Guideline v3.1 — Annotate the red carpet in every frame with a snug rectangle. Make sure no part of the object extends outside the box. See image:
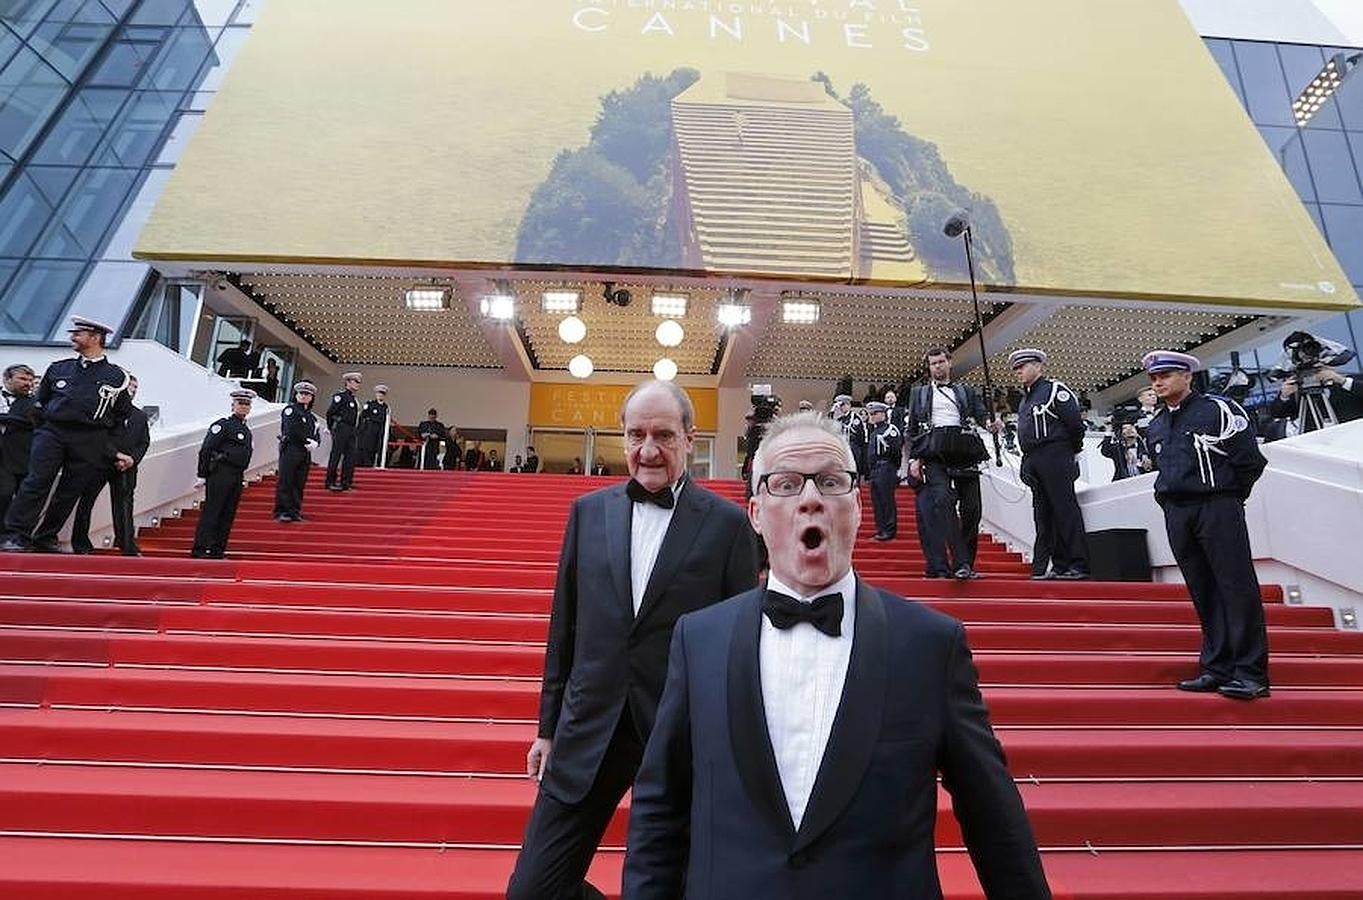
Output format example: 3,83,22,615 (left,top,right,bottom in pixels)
1,469,1361,897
